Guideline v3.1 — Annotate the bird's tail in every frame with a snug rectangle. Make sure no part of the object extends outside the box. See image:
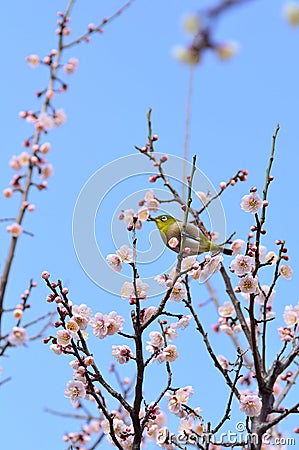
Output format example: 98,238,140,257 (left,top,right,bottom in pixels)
223,247,233,256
